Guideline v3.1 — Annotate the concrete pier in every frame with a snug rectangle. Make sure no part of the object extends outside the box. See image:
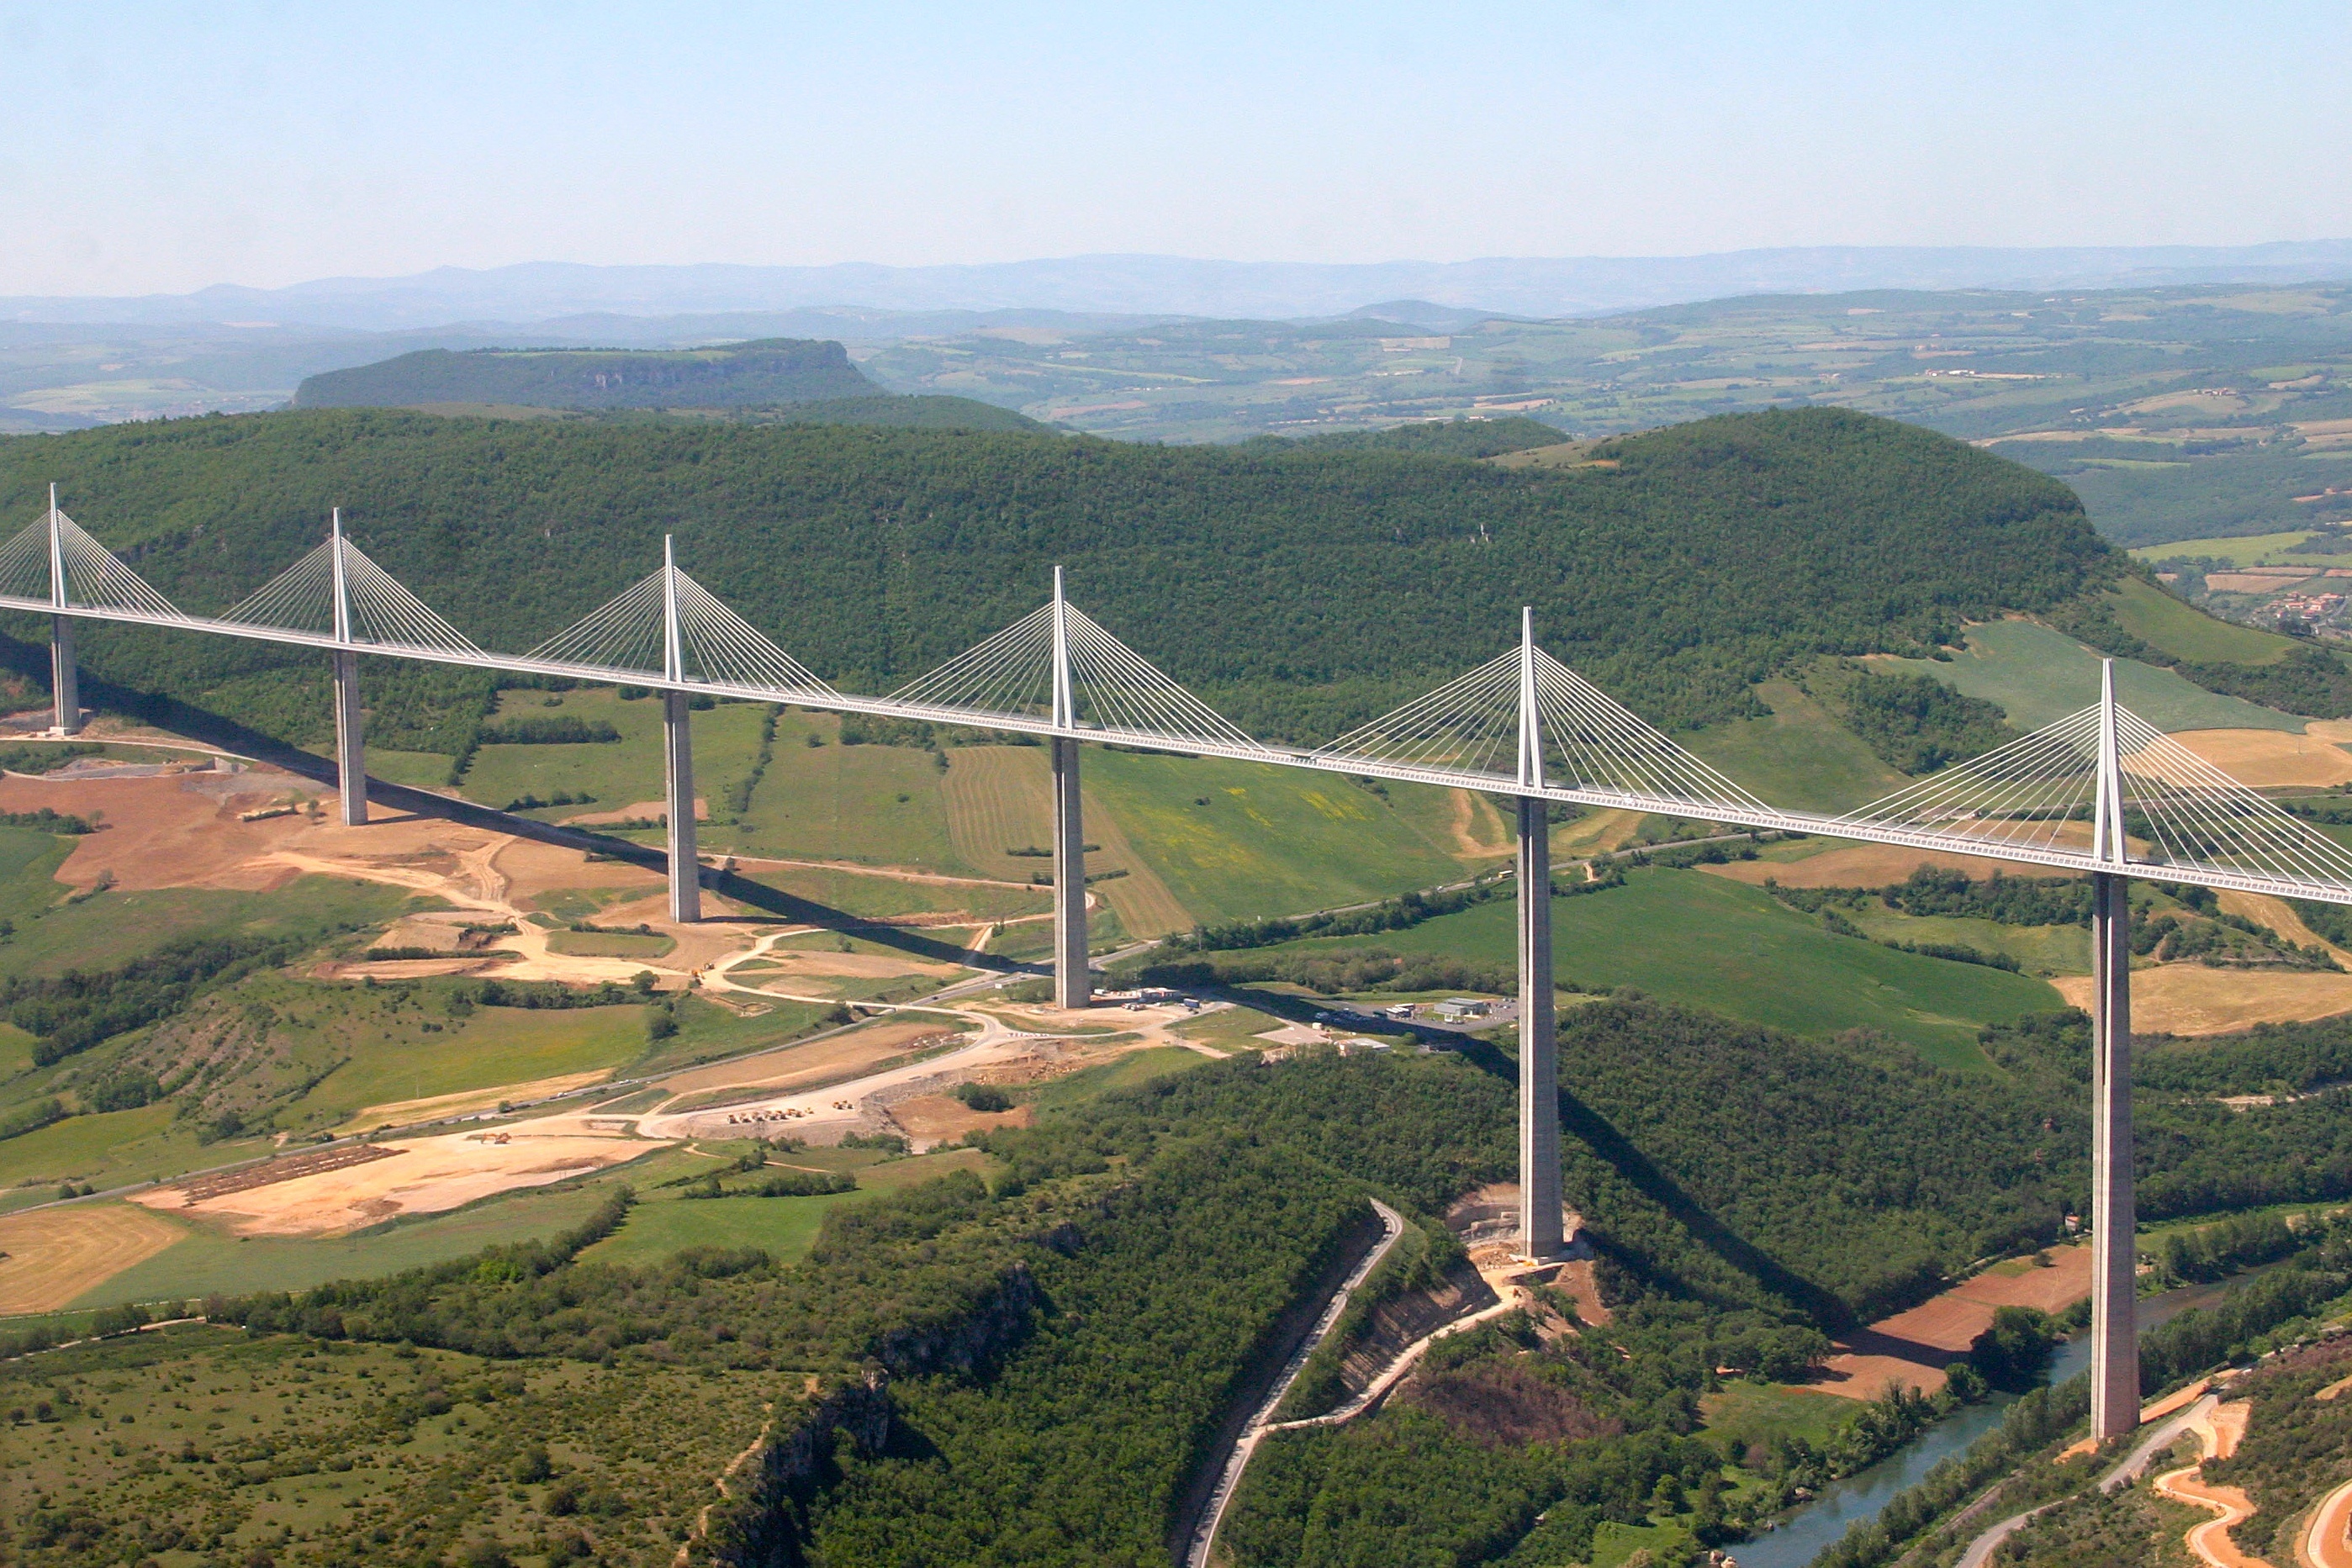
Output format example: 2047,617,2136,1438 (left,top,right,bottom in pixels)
1052,736,1090,1008
49,615,77,736
331,652,367,826
663,689,700,923
2089,869,2138,1439
1517,798,1563,1260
